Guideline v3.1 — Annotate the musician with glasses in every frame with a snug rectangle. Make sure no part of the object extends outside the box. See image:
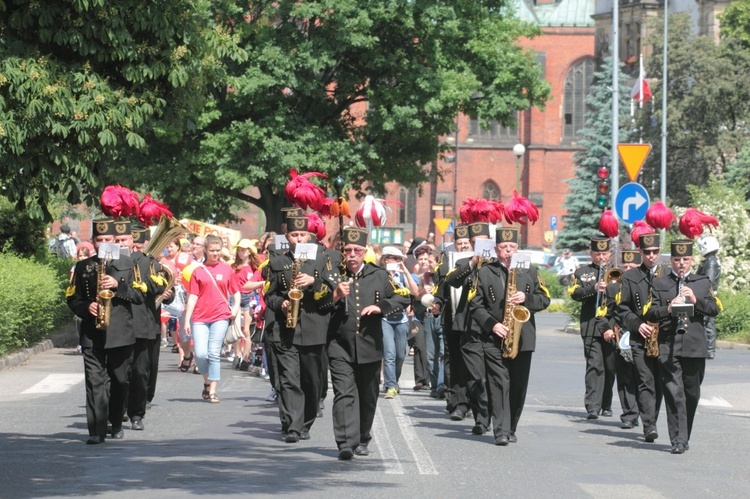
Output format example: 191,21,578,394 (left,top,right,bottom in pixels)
264,214,334,444
645,239,720,454
616,234,664,442
468,226,550,445
328,227,410,460
568,235,616,420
